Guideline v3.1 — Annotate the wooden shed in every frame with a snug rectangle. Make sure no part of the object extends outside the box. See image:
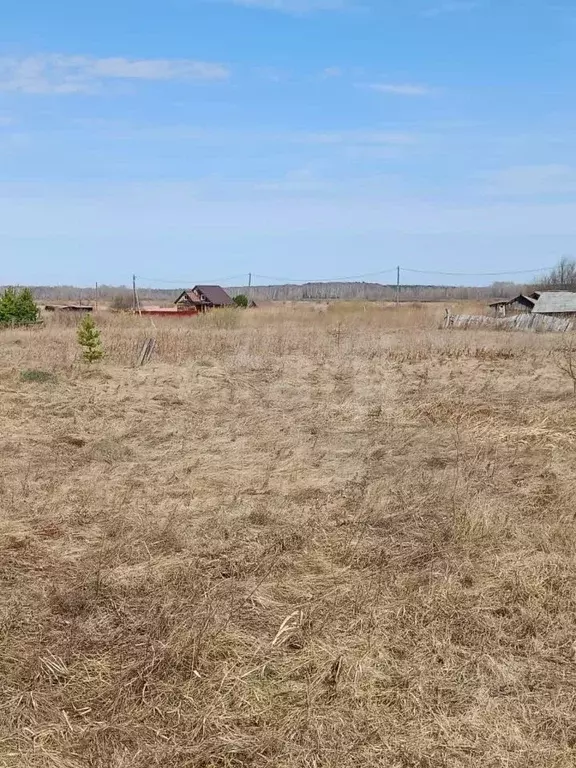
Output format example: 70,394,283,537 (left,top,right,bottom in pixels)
489,294,537,317
532,291,576,316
